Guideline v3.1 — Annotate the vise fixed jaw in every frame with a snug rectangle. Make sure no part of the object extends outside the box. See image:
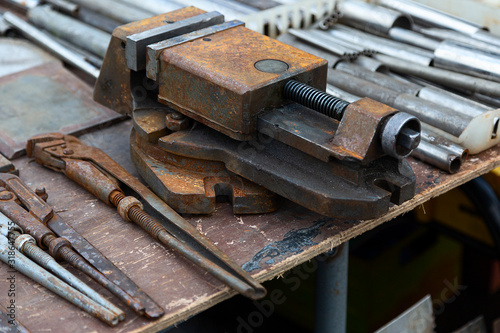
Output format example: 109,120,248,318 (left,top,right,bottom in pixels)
94,7,421,220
